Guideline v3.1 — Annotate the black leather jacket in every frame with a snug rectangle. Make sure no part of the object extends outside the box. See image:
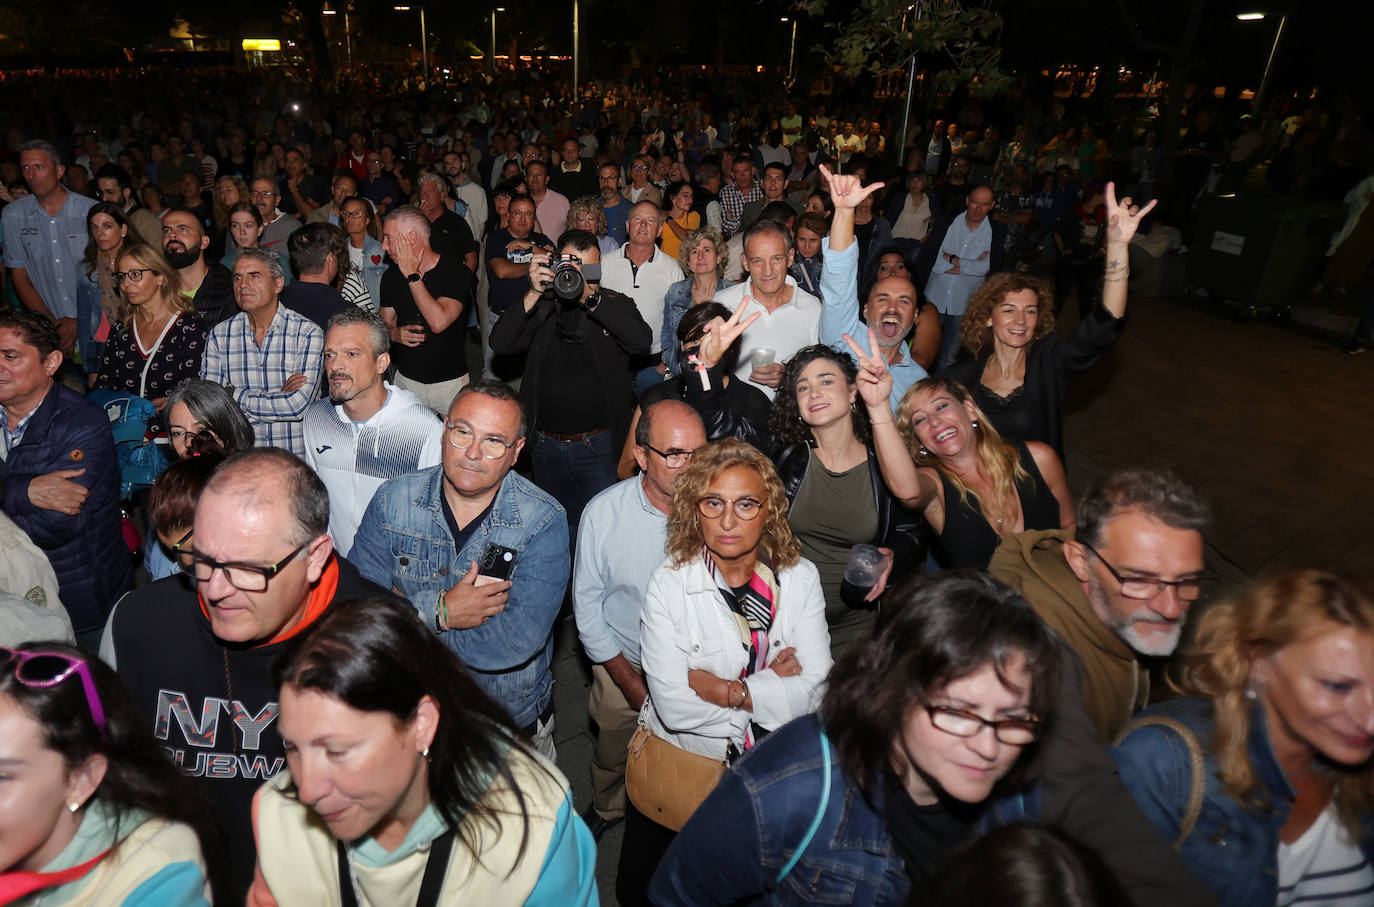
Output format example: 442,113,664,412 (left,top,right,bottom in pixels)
684,362,930,588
